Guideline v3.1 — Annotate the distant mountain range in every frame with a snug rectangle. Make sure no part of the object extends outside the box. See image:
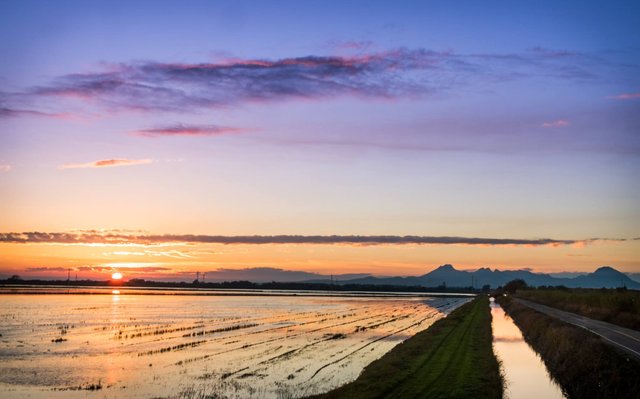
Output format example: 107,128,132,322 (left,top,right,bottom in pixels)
200,267,371,283
305,265,640,289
